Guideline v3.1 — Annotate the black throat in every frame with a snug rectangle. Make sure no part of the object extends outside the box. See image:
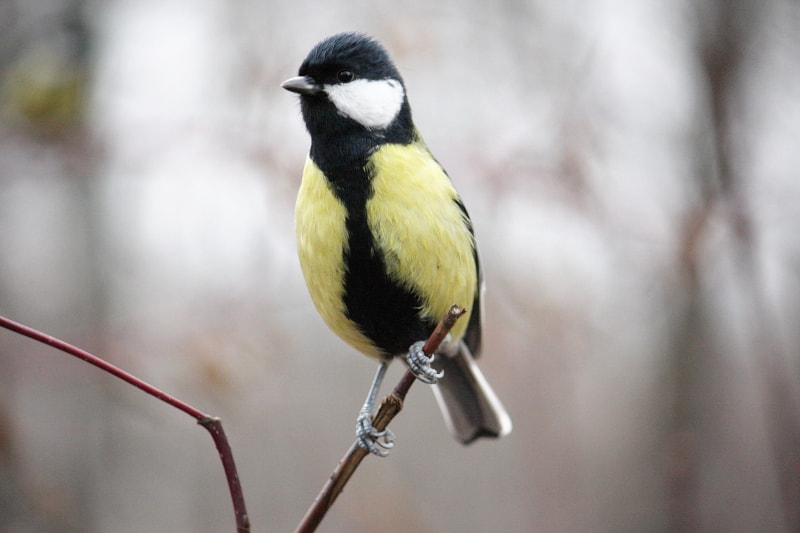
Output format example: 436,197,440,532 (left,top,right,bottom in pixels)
305,104,434,357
